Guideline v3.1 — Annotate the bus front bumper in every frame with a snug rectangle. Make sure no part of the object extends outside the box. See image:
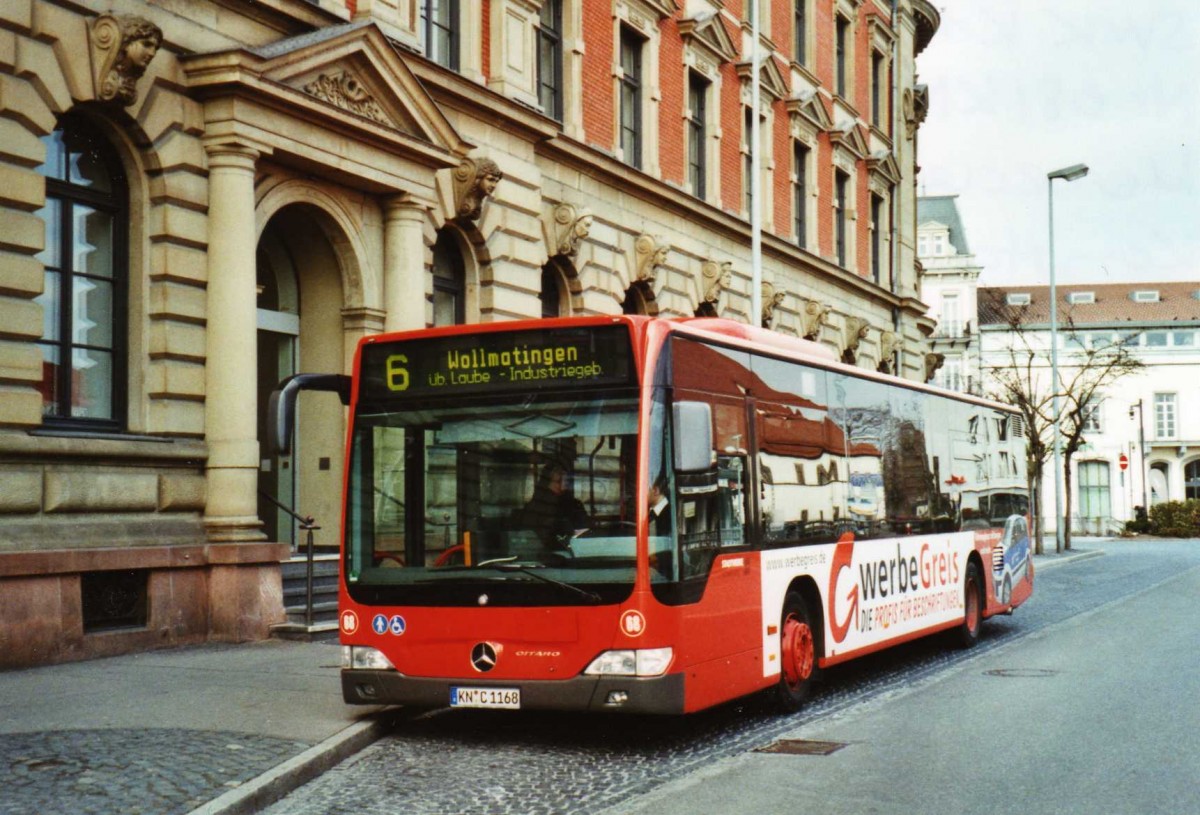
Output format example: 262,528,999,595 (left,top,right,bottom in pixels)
342,670,685,714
